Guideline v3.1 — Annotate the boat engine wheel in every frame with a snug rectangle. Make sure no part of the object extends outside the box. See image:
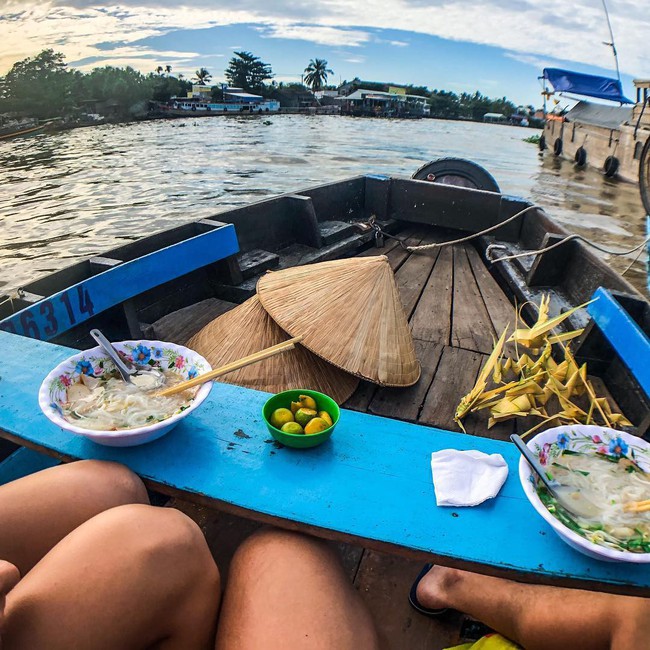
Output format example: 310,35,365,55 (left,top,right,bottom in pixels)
412,157,501,193
640,137,650,215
